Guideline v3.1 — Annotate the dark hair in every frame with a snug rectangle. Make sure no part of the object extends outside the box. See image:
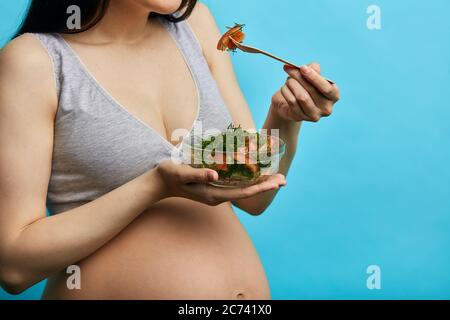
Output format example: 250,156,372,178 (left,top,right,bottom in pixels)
16,0,197,36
